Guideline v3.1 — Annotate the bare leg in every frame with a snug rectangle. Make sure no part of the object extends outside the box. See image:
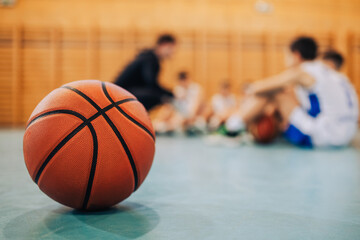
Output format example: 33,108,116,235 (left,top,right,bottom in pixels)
152,104,176,132
237,95,269,123
273,88,300,130
226,95,270,132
